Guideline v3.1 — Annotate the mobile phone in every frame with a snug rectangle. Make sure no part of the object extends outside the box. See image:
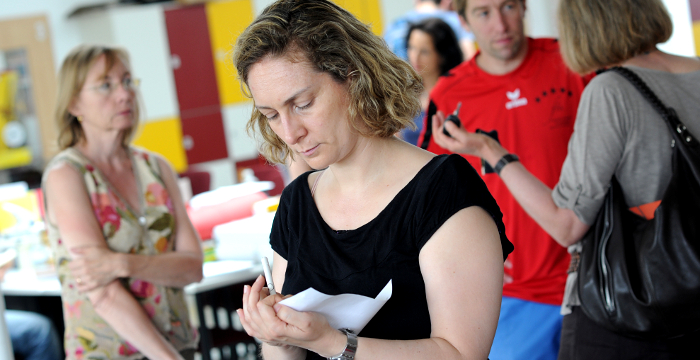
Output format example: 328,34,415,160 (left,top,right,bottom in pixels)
442,102,462,137
476,129,499,174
